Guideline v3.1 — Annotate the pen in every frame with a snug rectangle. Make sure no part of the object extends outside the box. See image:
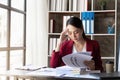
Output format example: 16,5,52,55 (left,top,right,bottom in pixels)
41,66,47,68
